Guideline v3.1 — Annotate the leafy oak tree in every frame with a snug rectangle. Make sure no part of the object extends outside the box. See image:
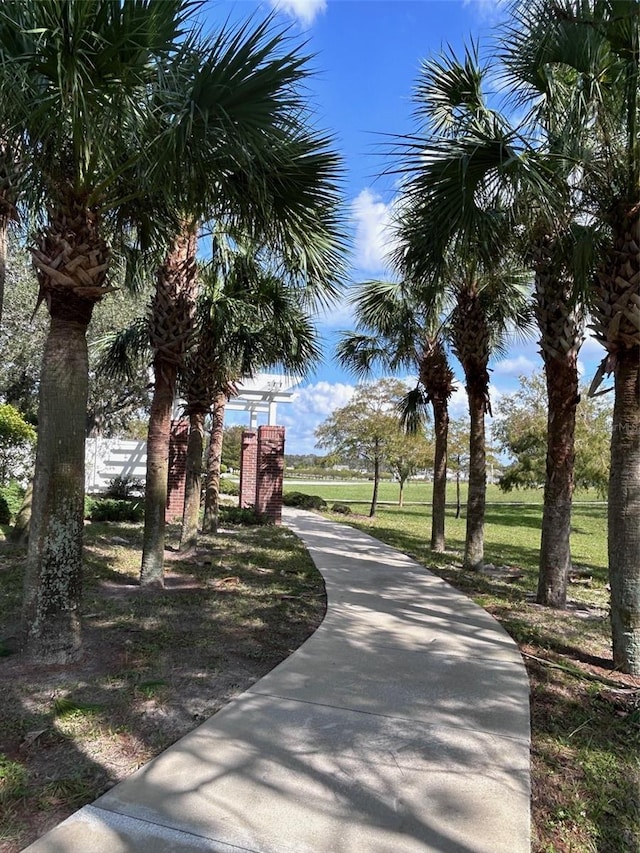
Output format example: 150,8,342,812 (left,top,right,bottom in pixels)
315,378,408,517
494,372,611,497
